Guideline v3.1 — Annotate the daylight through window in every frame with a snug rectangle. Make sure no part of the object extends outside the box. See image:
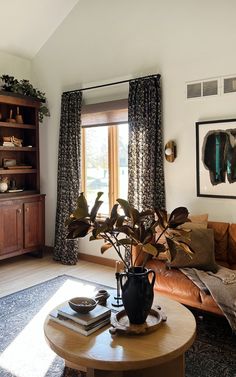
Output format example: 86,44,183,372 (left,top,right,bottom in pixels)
81,100,128,214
